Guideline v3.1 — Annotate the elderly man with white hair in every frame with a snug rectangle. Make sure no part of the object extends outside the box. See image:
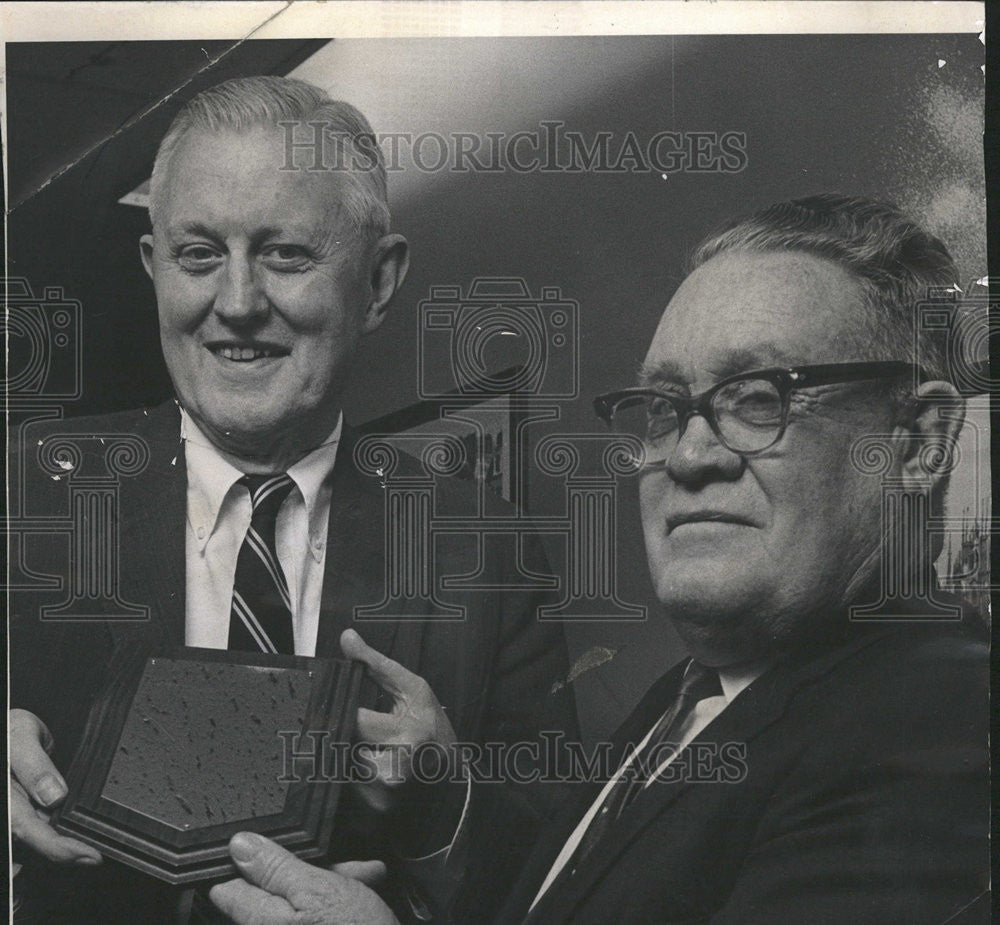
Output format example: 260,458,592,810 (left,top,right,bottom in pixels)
9,75,576,923
209,194,988,925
